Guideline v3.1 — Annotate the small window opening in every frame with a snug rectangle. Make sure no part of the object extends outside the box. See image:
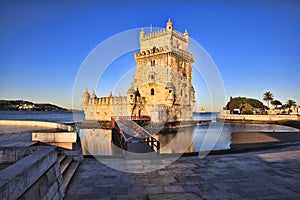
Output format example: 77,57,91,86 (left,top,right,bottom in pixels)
151,60,156,66
151,88,155,95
